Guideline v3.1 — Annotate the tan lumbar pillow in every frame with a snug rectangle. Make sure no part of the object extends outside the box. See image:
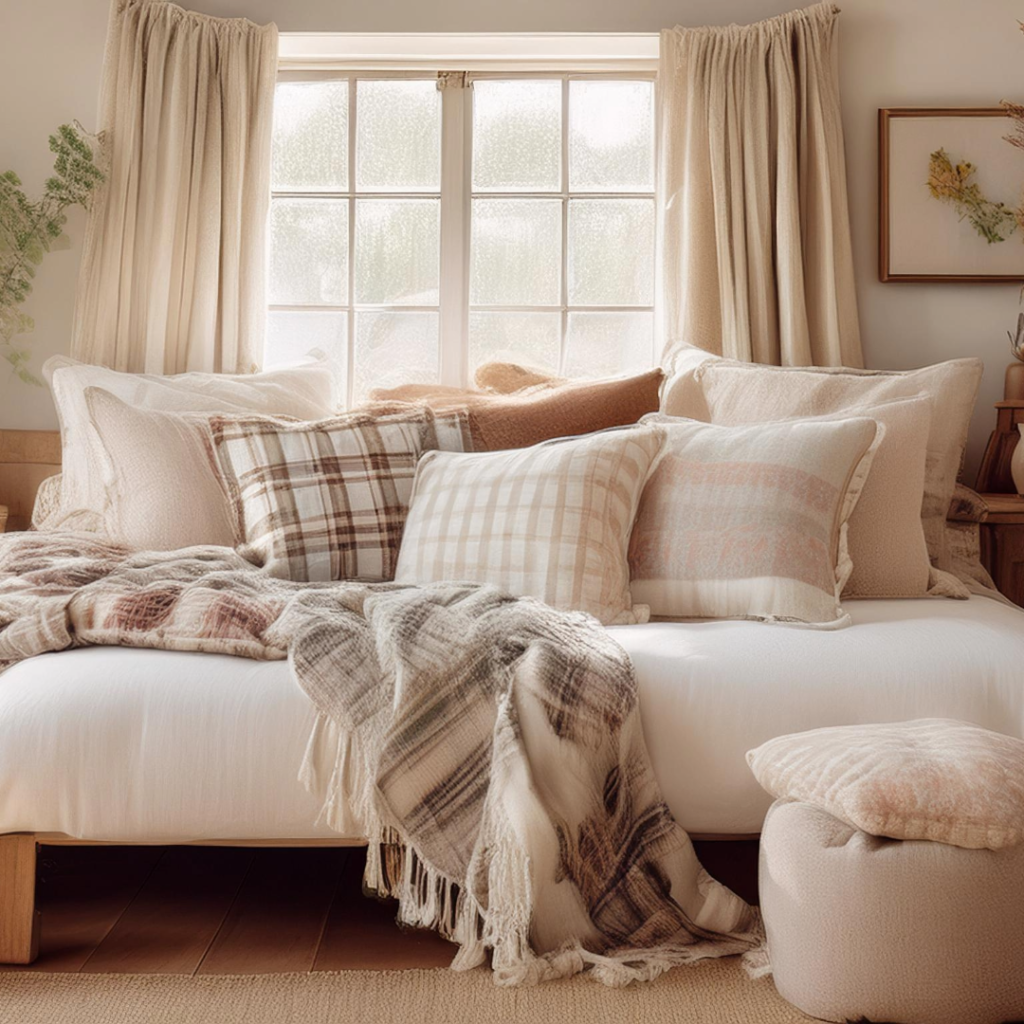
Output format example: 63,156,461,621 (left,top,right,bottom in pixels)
748,719,1024,850
629,415,880,627
371,368,663,452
